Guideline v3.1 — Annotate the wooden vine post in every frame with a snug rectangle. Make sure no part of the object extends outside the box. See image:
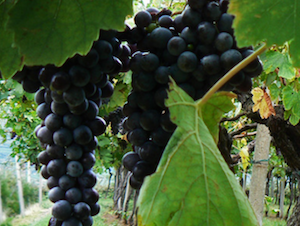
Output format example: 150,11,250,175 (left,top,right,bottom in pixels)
249,124,271,225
